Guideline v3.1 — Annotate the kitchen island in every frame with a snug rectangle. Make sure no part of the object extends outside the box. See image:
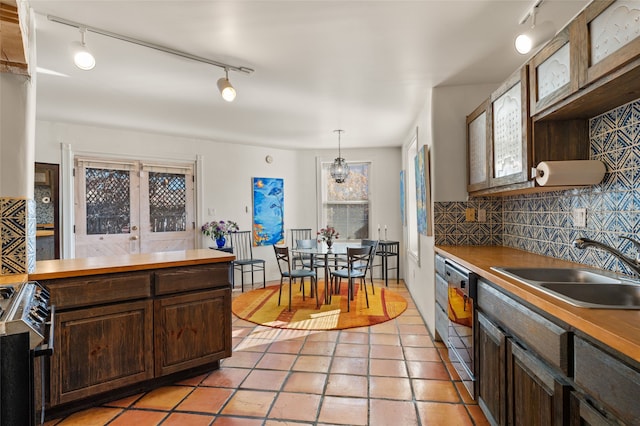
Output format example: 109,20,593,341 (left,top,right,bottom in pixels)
30,249,234,418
